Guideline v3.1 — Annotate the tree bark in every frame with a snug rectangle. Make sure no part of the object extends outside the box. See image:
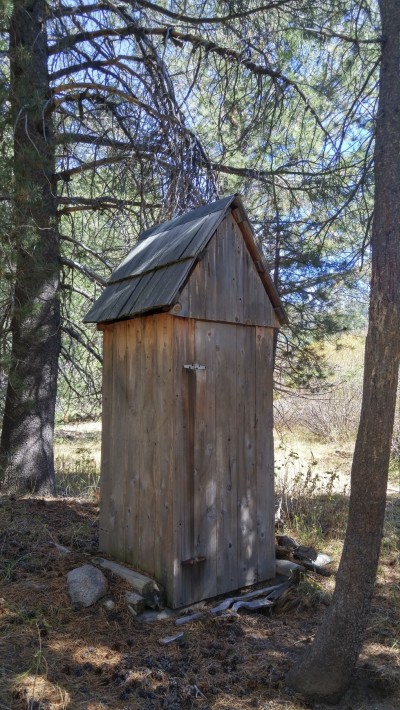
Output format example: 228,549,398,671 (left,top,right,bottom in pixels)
286,0,400,701
0,0,60,494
